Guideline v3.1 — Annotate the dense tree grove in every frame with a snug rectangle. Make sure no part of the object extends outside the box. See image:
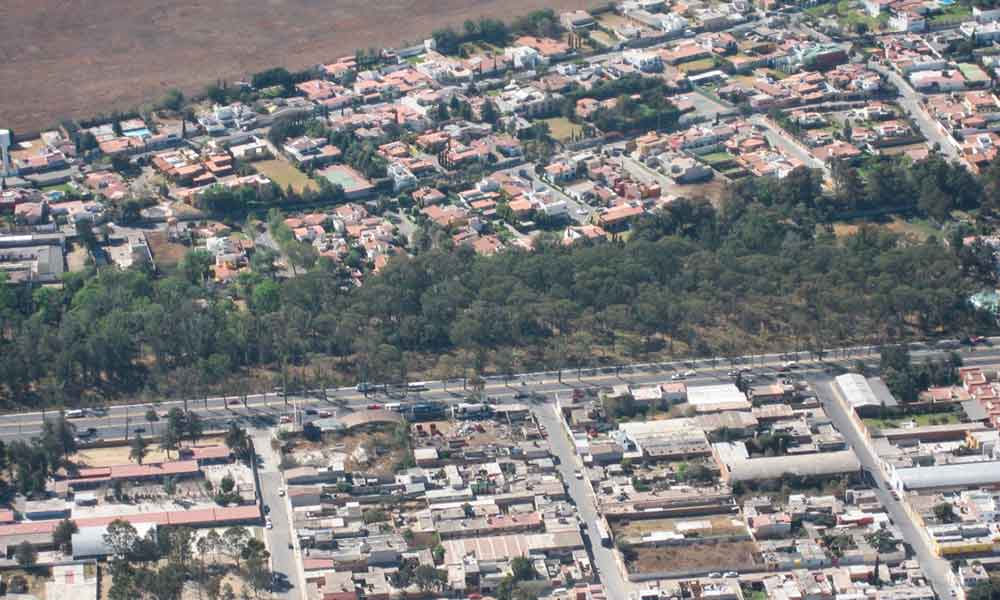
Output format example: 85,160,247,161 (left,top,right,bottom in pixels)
0,153,994,406
103,520,271,600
